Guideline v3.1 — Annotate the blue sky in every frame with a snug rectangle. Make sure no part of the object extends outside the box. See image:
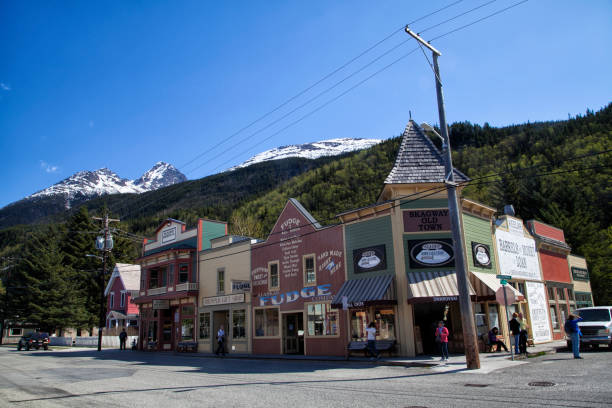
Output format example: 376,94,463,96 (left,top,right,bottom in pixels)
1,0,611,208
